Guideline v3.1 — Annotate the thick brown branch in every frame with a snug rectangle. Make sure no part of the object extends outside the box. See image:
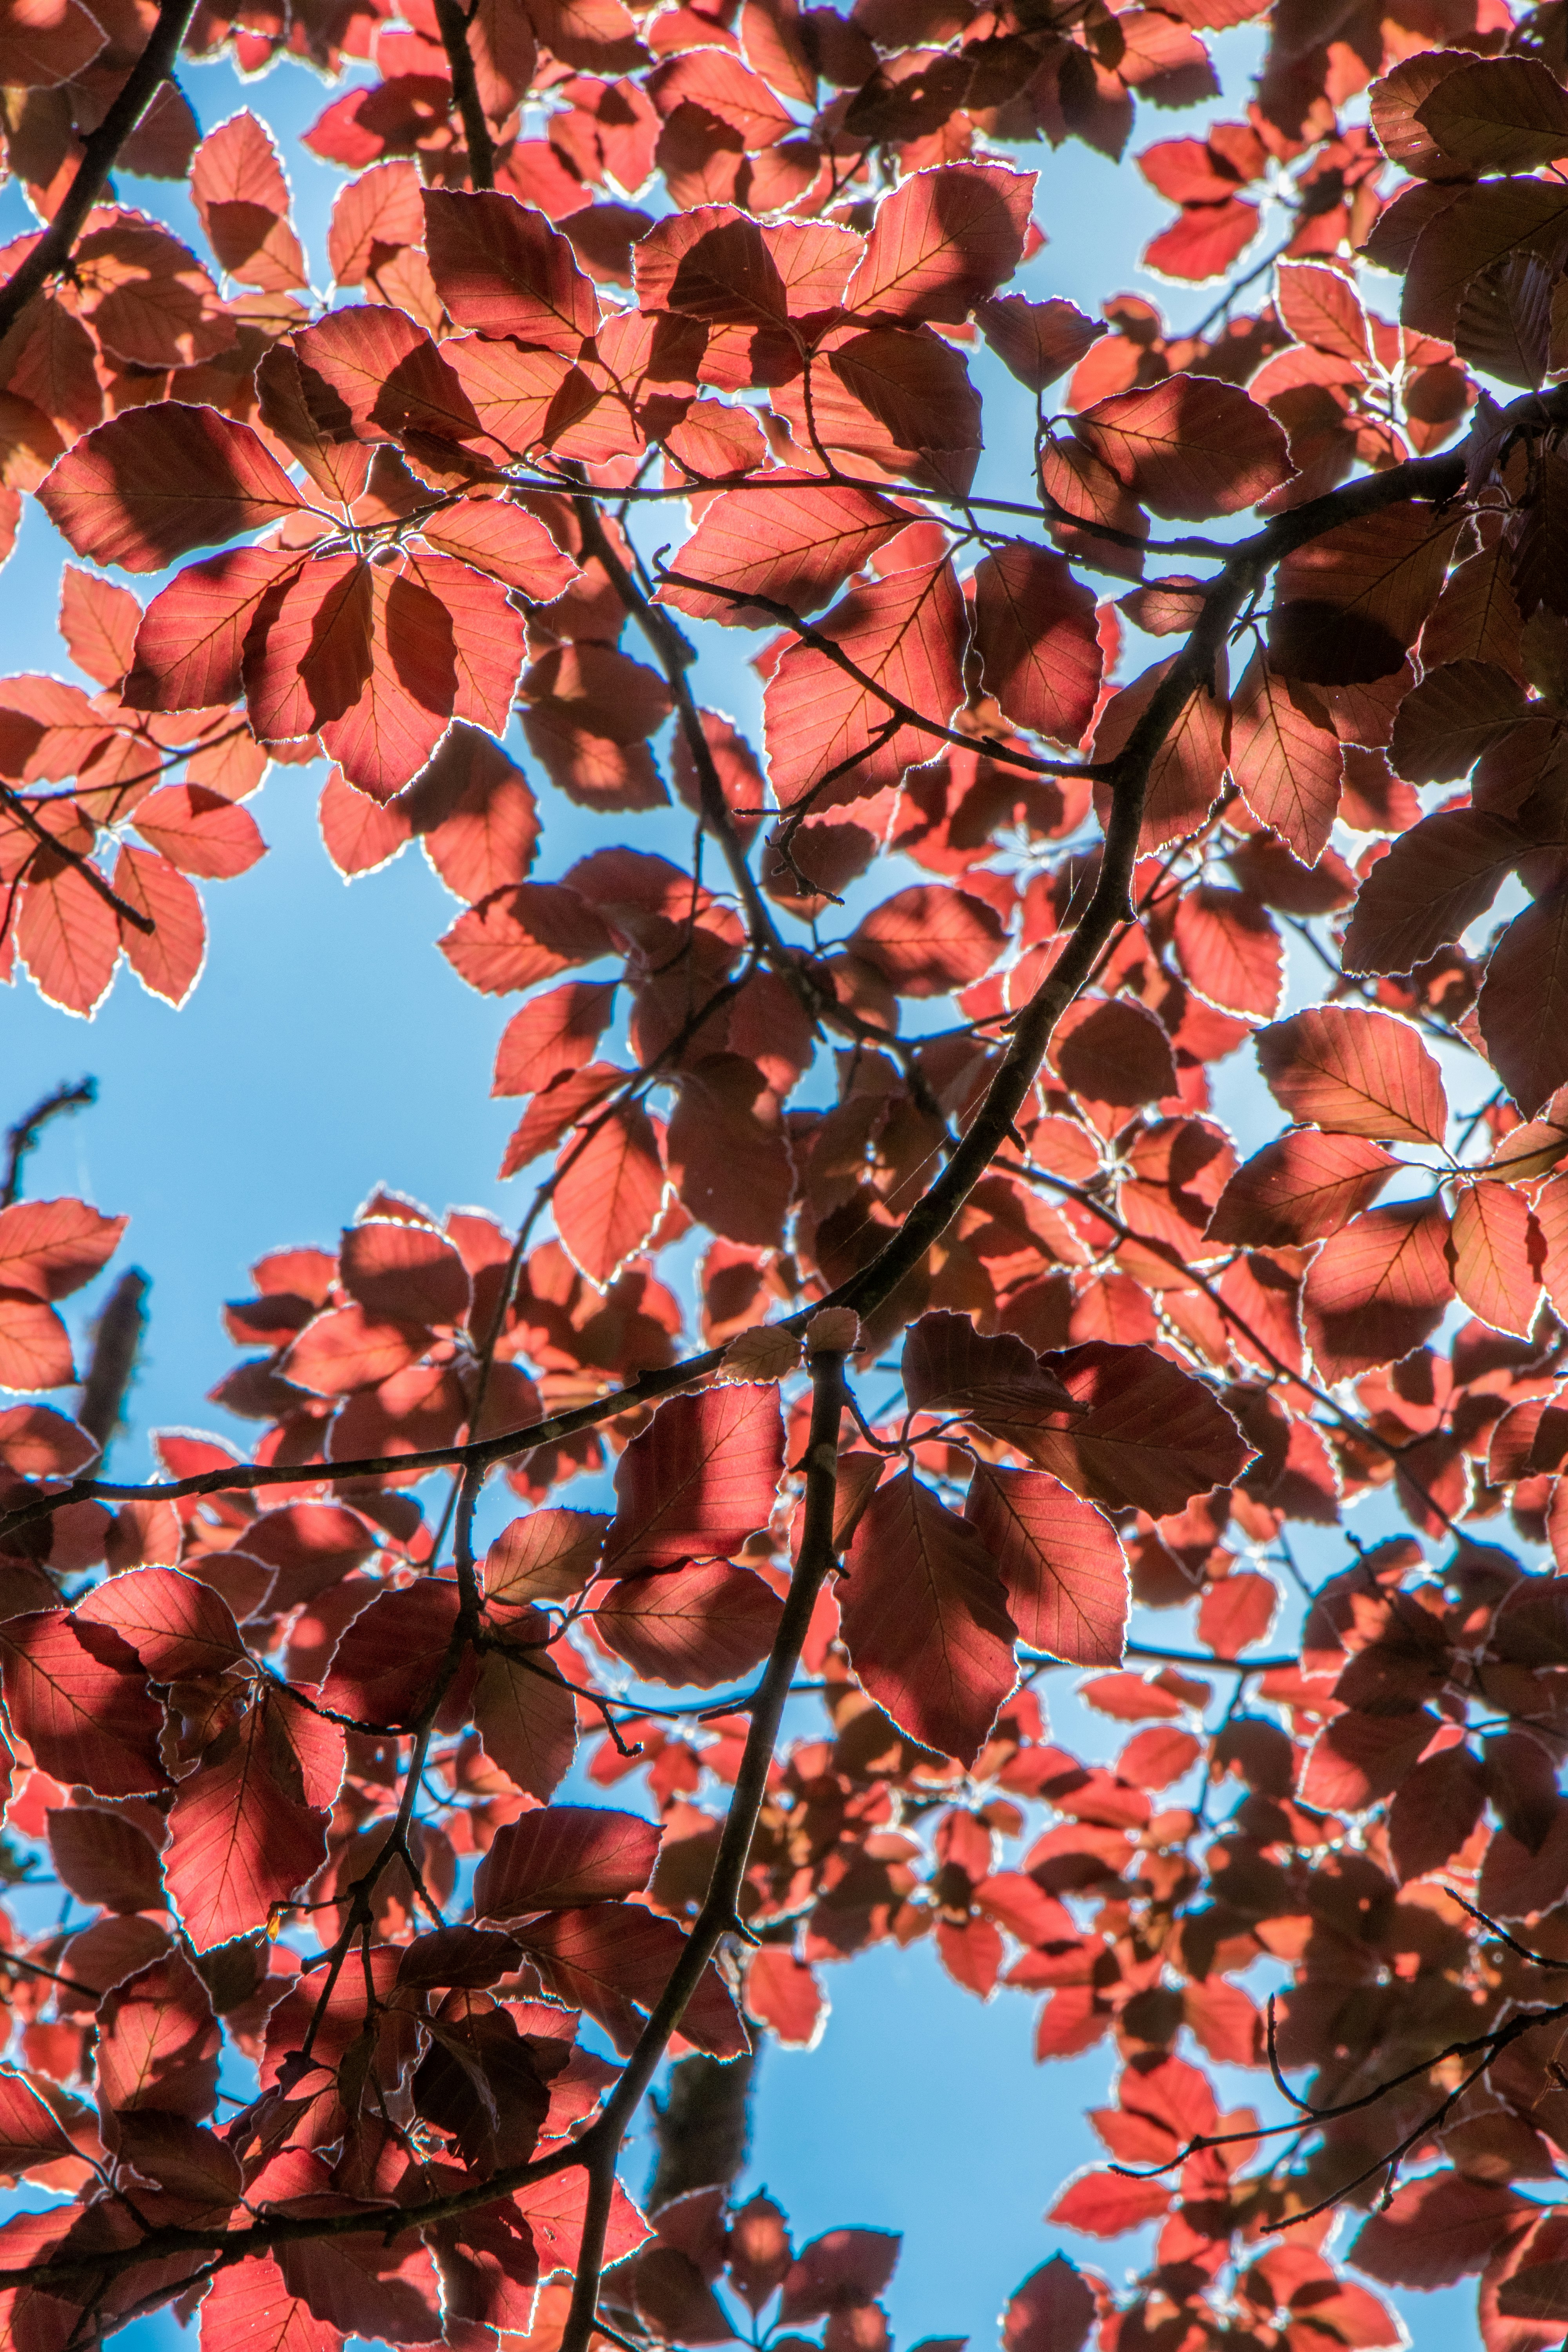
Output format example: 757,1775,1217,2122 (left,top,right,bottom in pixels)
430,0,494,190
0,0,203,343
76,1266,148,1455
